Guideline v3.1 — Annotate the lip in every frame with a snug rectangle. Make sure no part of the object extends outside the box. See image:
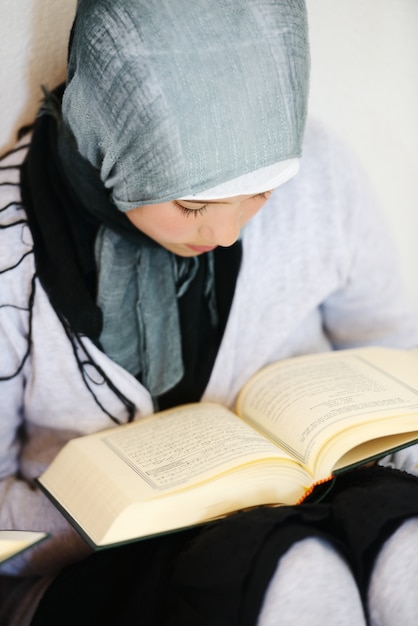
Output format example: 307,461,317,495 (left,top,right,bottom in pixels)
185,244,218,253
